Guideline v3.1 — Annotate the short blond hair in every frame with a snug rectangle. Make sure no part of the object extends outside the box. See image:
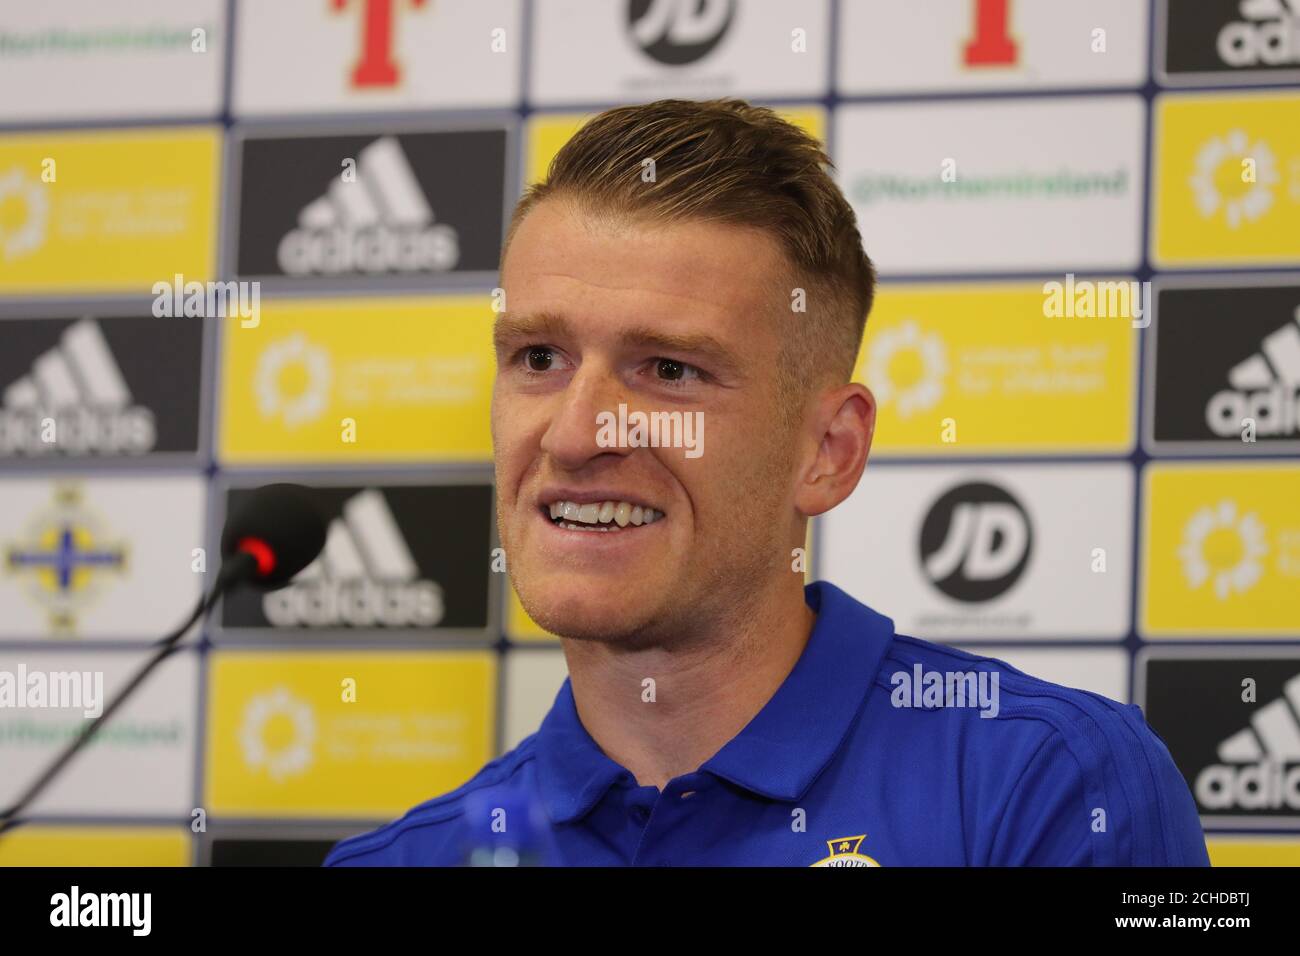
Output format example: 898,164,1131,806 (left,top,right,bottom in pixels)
504,98,875,417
